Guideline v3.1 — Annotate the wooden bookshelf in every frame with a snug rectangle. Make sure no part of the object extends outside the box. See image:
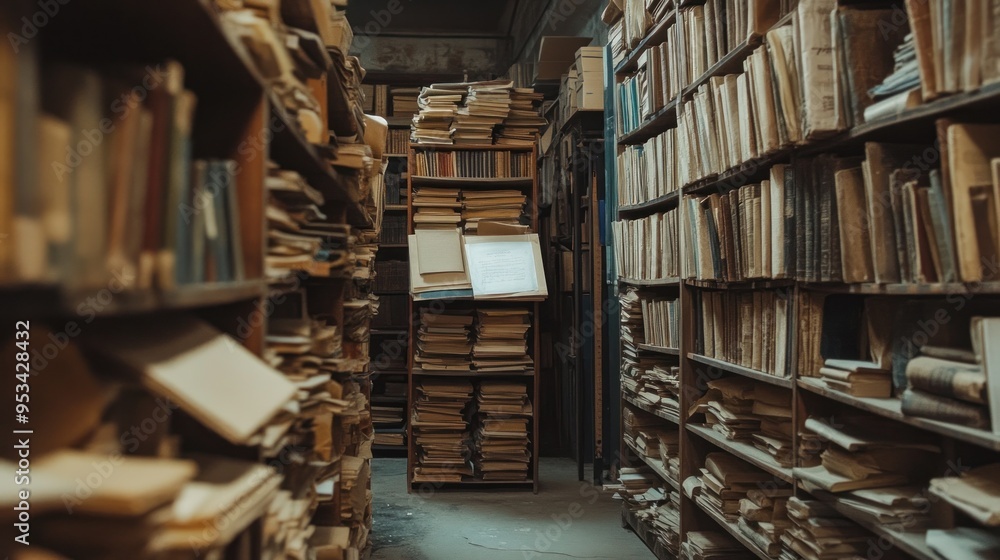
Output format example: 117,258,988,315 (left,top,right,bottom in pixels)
406,143,542,493
608,1,1000,557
